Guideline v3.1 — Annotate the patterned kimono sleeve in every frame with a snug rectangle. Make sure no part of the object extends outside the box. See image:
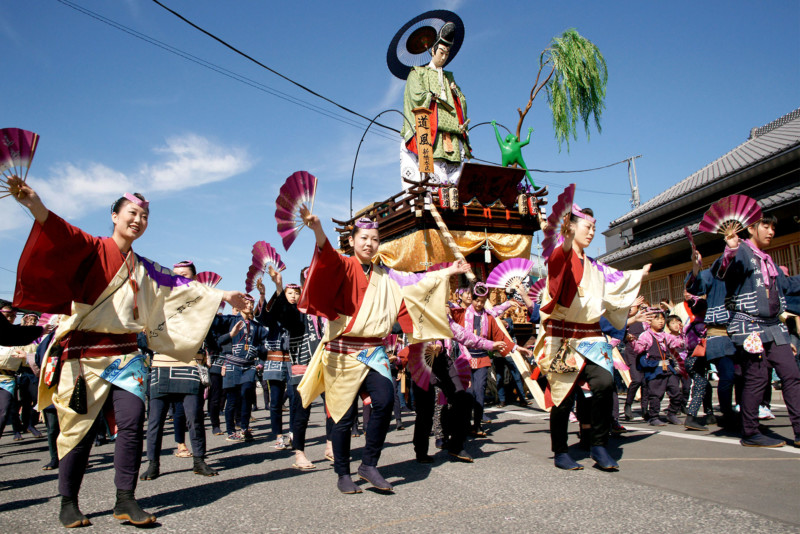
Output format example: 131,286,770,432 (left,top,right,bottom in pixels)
631,330,654,355
141,259,224,363
448,315,494,352
398,271,453,343
298,239,348,320
602,267,645,329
